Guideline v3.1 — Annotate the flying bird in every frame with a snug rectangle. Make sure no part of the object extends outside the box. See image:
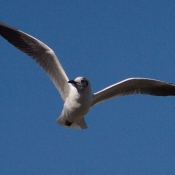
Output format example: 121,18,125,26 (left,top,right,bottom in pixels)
1,22,175,129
